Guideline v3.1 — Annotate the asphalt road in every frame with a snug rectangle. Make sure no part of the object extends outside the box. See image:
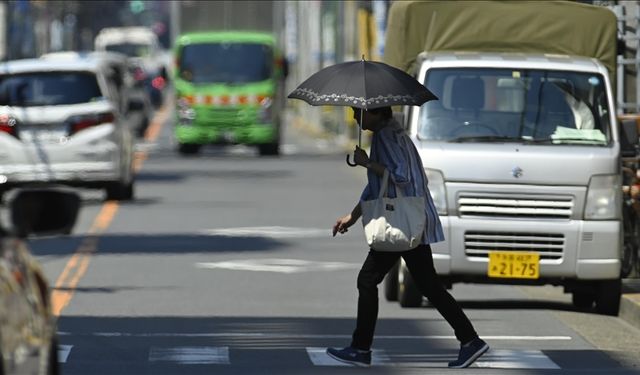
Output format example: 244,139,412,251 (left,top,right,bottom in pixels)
27,103,640,374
